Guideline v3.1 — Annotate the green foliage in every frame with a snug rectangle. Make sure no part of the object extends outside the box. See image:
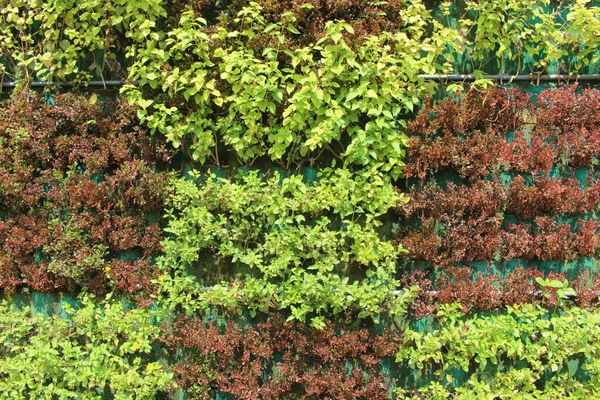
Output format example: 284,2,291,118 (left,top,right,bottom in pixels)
156,168,417,327
563,0,600,71
124,1,459,177
2,0,600,85
535,277,577,304
463,0,550,69
460,0,600,74
0,0,165,81
44,218,109,282
0,294,172,399
396,304,600,398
